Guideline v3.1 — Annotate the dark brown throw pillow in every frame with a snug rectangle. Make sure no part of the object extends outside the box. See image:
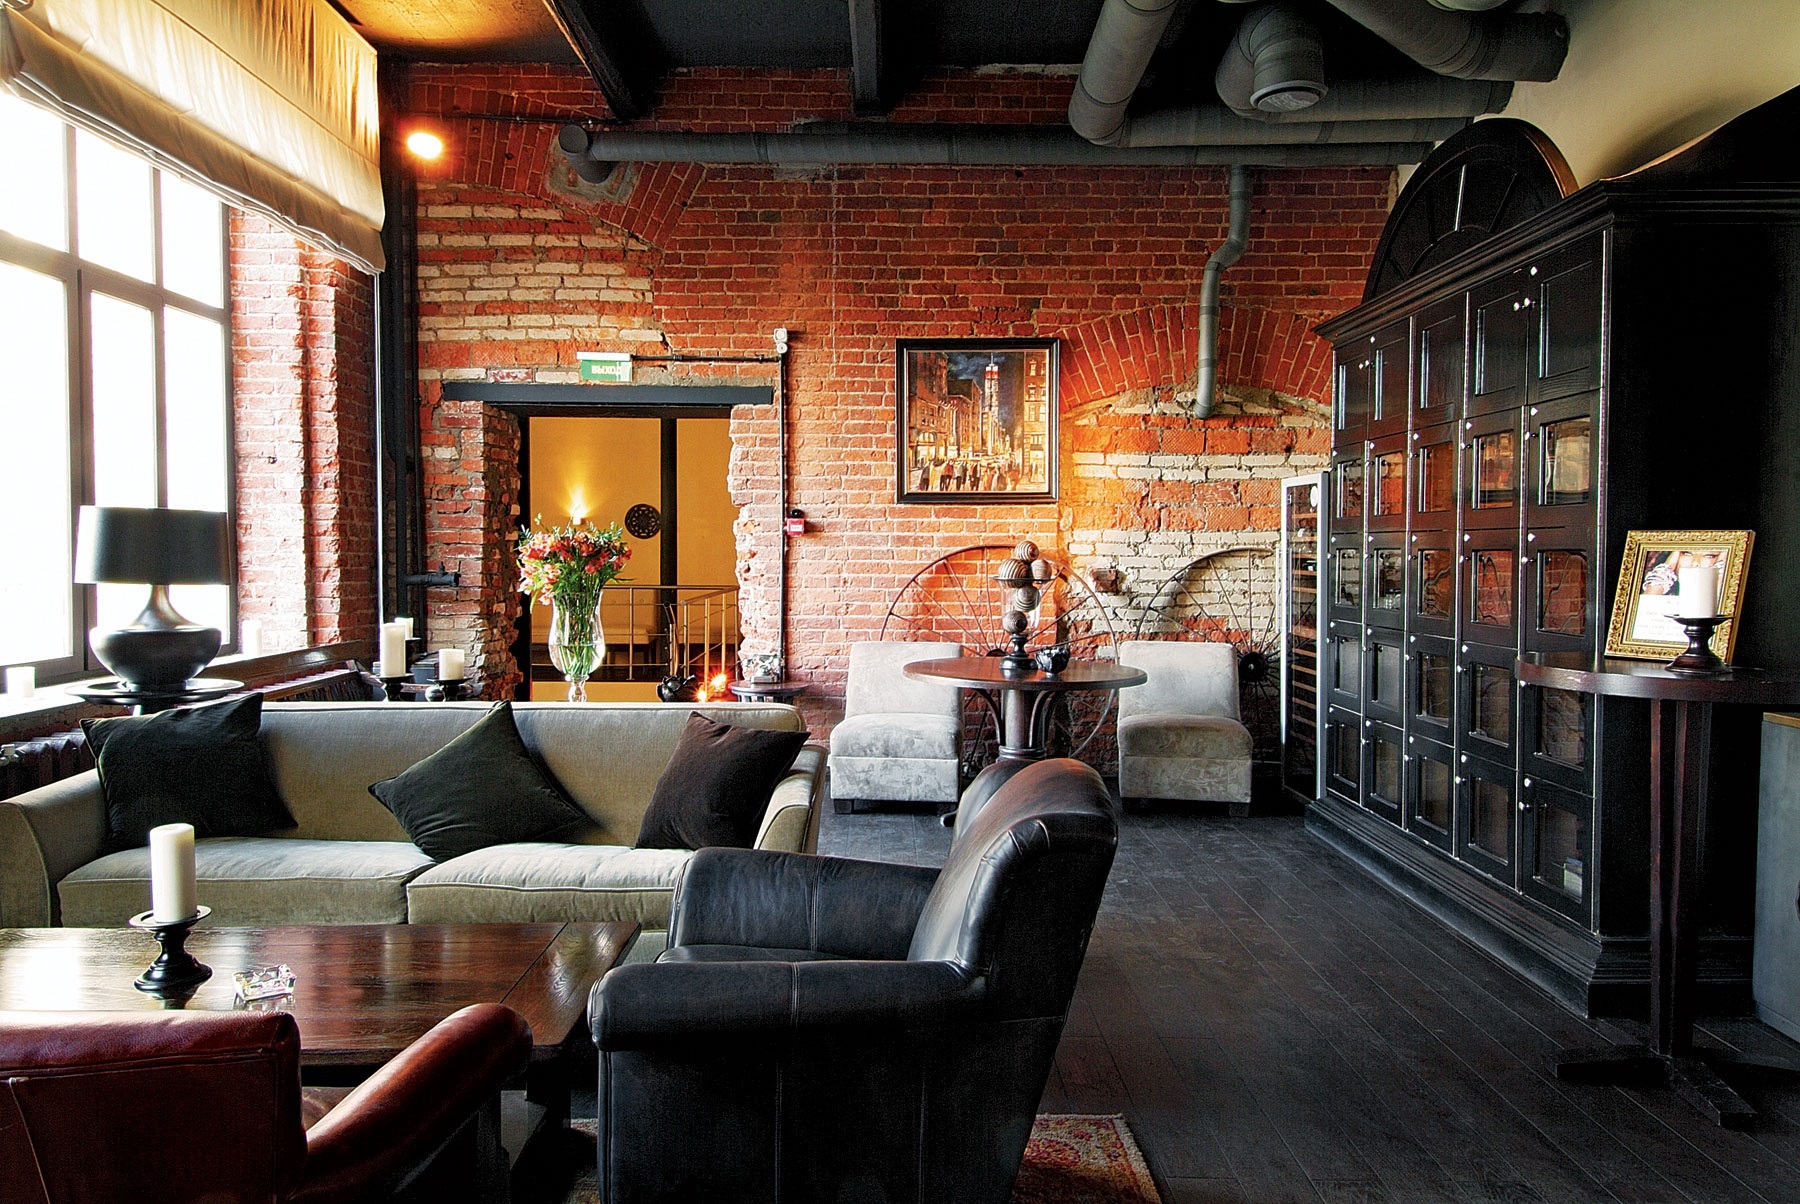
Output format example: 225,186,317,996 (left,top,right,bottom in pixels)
82,693,295,852
369,700,590,862
635,712,809,851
